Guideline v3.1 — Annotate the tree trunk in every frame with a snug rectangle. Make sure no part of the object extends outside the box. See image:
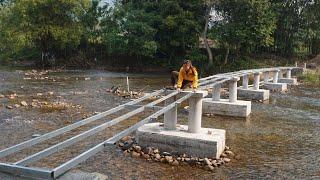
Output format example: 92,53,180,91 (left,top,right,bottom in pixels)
203,9,213,67
224,45,230,65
